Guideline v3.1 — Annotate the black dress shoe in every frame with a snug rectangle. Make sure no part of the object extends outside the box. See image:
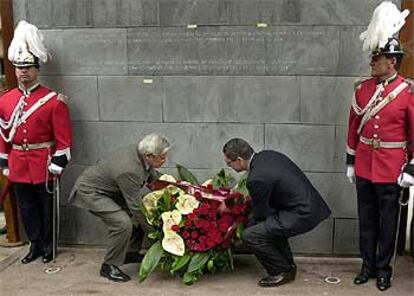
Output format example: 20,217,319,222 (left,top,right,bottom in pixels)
42,253,53,264
377,276,391,291
21,249,42,264
354,271,374,285
123,252,144,264
100,263,131,282
0,226,7,235
258,270,296,287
